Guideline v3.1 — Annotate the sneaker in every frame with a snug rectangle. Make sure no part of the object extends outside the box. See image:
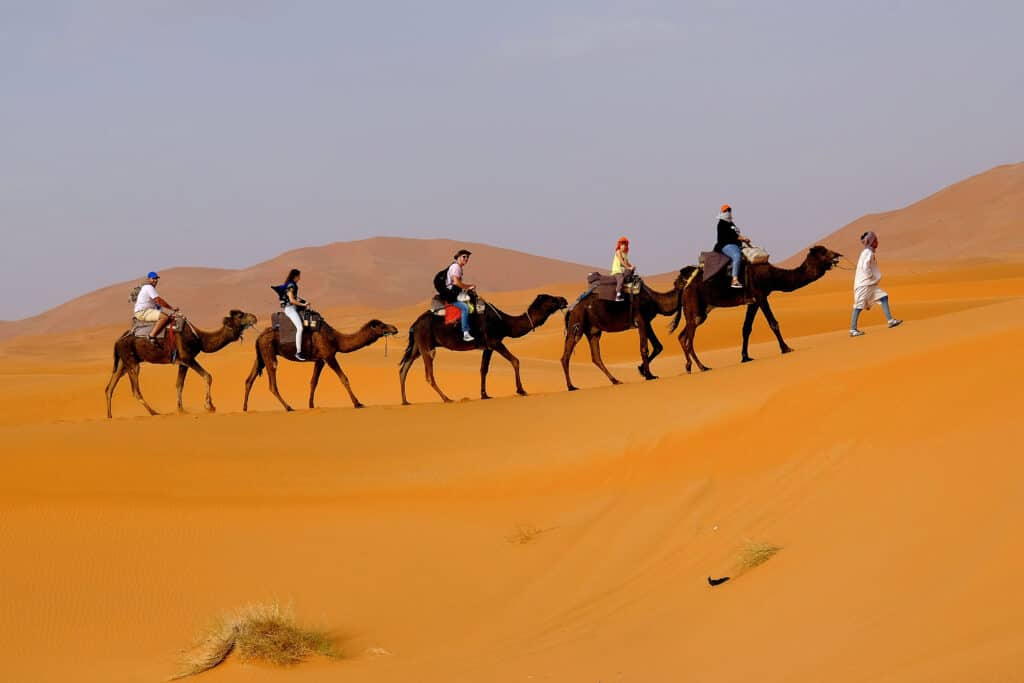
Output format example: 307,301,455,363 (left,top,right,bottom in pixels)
887,319,903,328
615,294,624,302
463,331,475,342
295,353,306,361
730,280,743,289
850,329,865,337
